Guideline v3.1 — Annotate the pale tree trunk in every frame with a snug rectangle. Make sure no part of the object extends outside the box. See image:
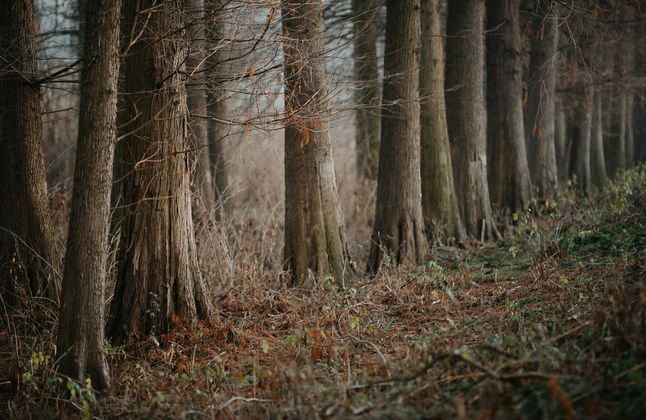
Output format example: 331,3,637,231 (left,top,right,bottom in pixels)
281,0,348,285
107,0,213,343
570,89,593,195
206,0,230,220
420,0,464,242
185,0,216,212
486,0,532,212
446,0,498,240
56,0,120,390
524,1,559,200
368,0,428,272
555,95,569,182
353,0,381,180
590,91,607,188
0,0,61,304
